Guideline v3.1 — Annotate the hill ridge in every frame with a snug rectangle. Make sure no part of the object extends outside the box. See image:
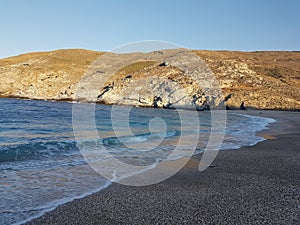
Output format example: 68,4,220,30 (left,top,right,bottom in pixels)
1,49,299,110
